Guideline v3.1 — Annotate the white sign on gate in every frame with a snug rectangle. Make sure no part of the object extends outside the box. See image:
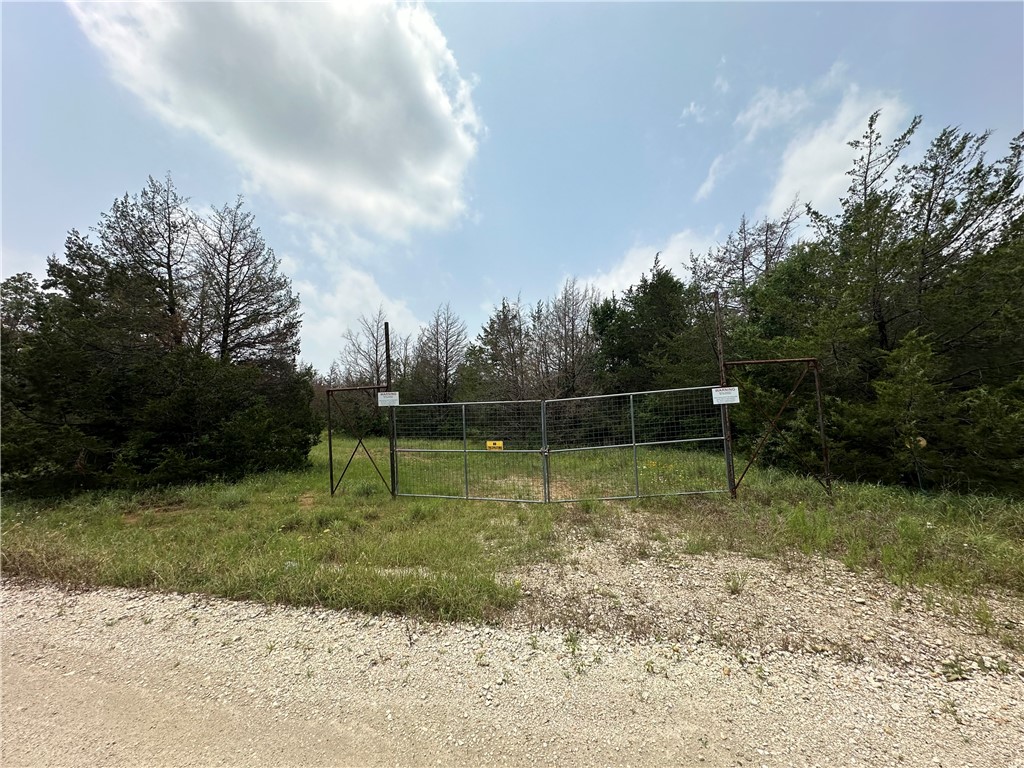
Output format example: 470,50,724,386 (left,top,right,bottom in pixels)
712,386,740,405
377,391,400,407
